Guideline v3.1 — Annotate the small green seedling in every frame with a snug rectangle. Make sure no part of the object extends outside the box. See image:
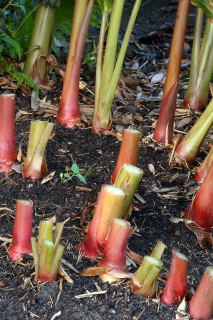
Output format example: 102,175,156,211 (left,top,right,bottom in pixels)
60,163,94,185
